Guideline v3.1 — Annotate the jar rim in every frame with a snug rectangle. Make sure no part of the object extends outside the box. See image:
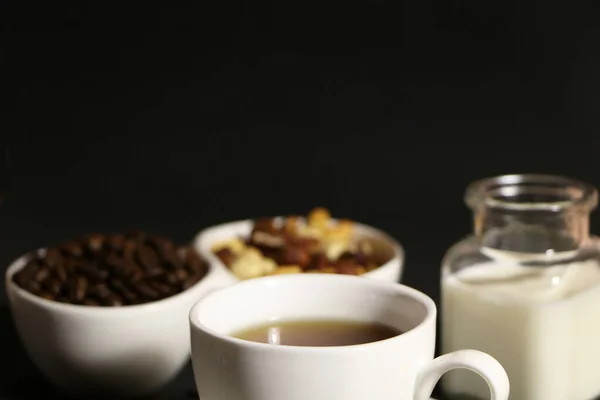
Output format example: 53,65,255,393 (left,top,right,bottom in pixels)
465,174,598,212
